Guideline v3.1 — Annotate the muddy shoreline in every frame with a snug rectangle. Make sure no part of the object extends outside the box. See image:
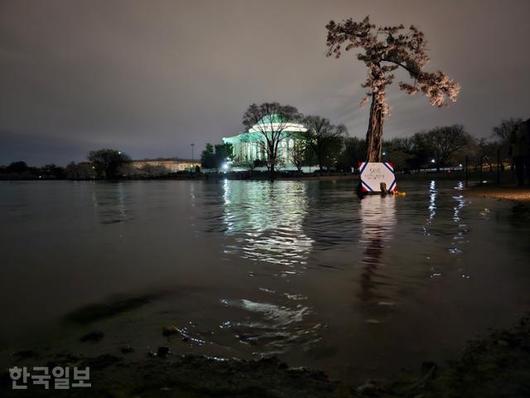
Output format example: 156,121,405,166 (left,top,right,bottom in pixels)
467,184,530,202
2,314,529,397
